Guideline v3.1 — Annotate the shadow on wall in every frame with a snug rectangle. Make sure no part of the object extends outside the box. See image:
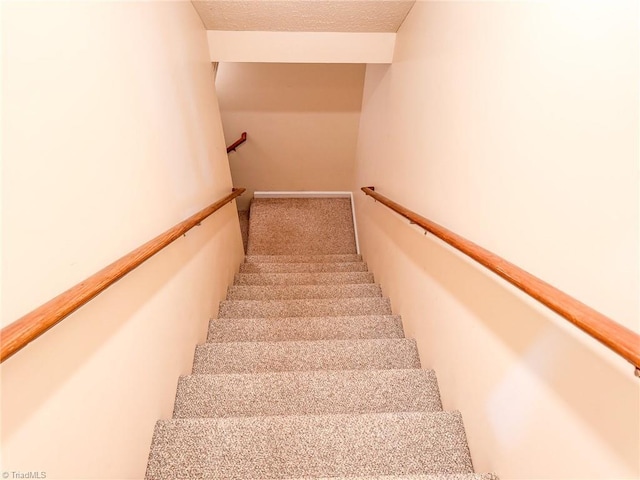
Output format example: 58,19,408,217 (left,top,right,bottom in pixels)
238,209,249,253
361,198,639,475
